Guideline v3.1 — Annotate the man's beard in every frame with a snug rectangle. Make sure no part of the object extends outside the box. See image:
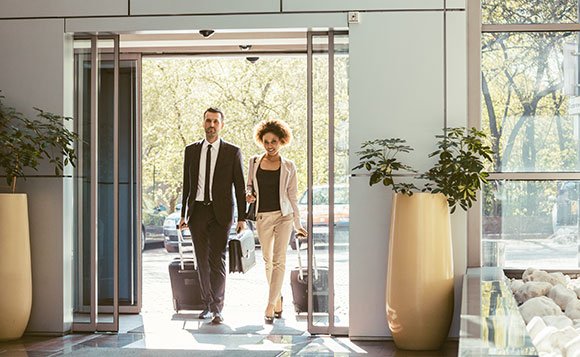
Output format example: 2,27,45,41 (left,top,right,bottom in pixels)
206,128,217,138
